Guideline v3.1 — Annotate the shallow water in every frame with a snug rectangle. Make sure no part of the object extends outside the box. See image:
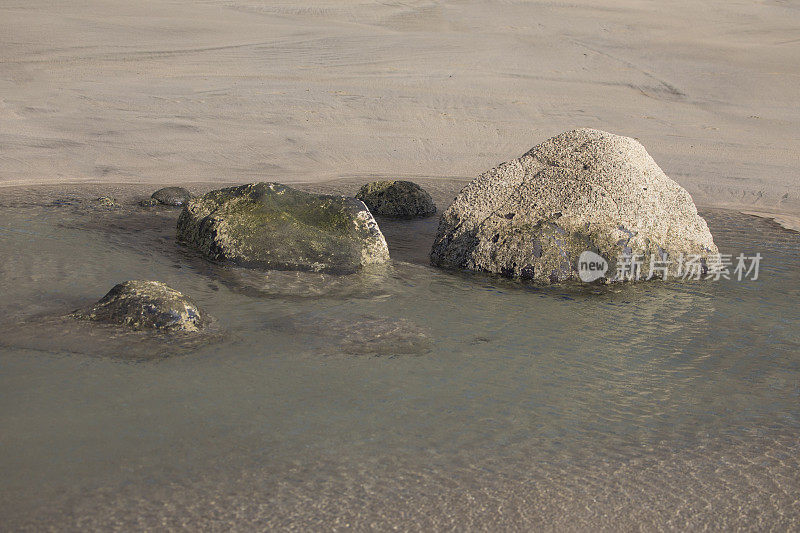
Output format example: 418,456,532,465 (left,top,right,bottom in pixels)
1,184,798,530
